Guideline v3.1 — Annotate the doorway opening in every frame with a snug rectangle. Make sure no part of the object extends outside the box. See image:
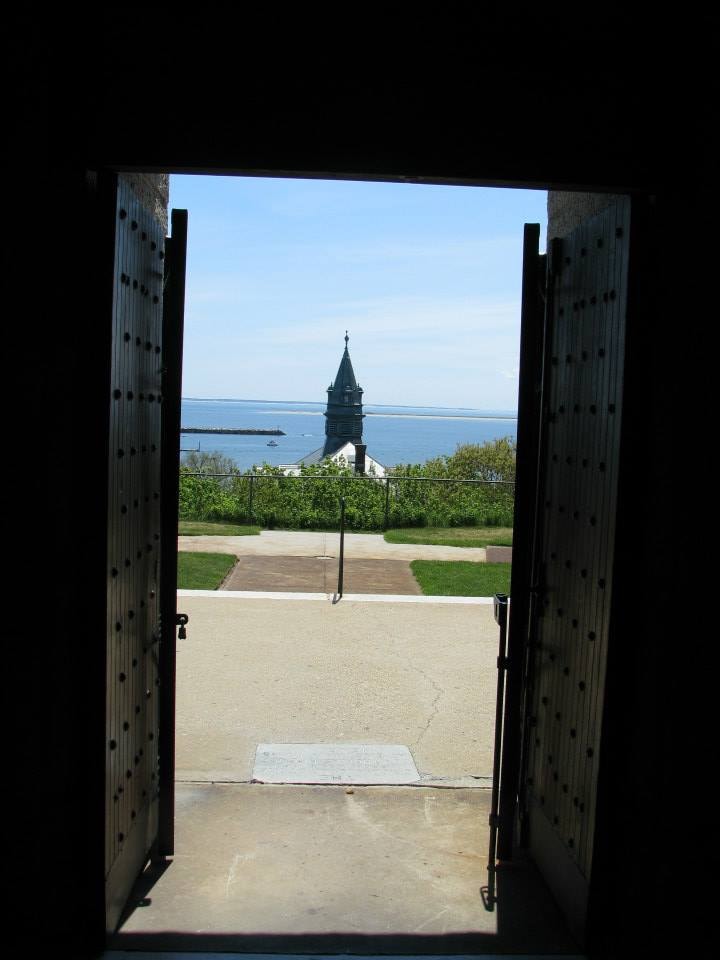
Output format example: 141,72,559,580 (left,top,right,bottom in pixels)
109,172,587,954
